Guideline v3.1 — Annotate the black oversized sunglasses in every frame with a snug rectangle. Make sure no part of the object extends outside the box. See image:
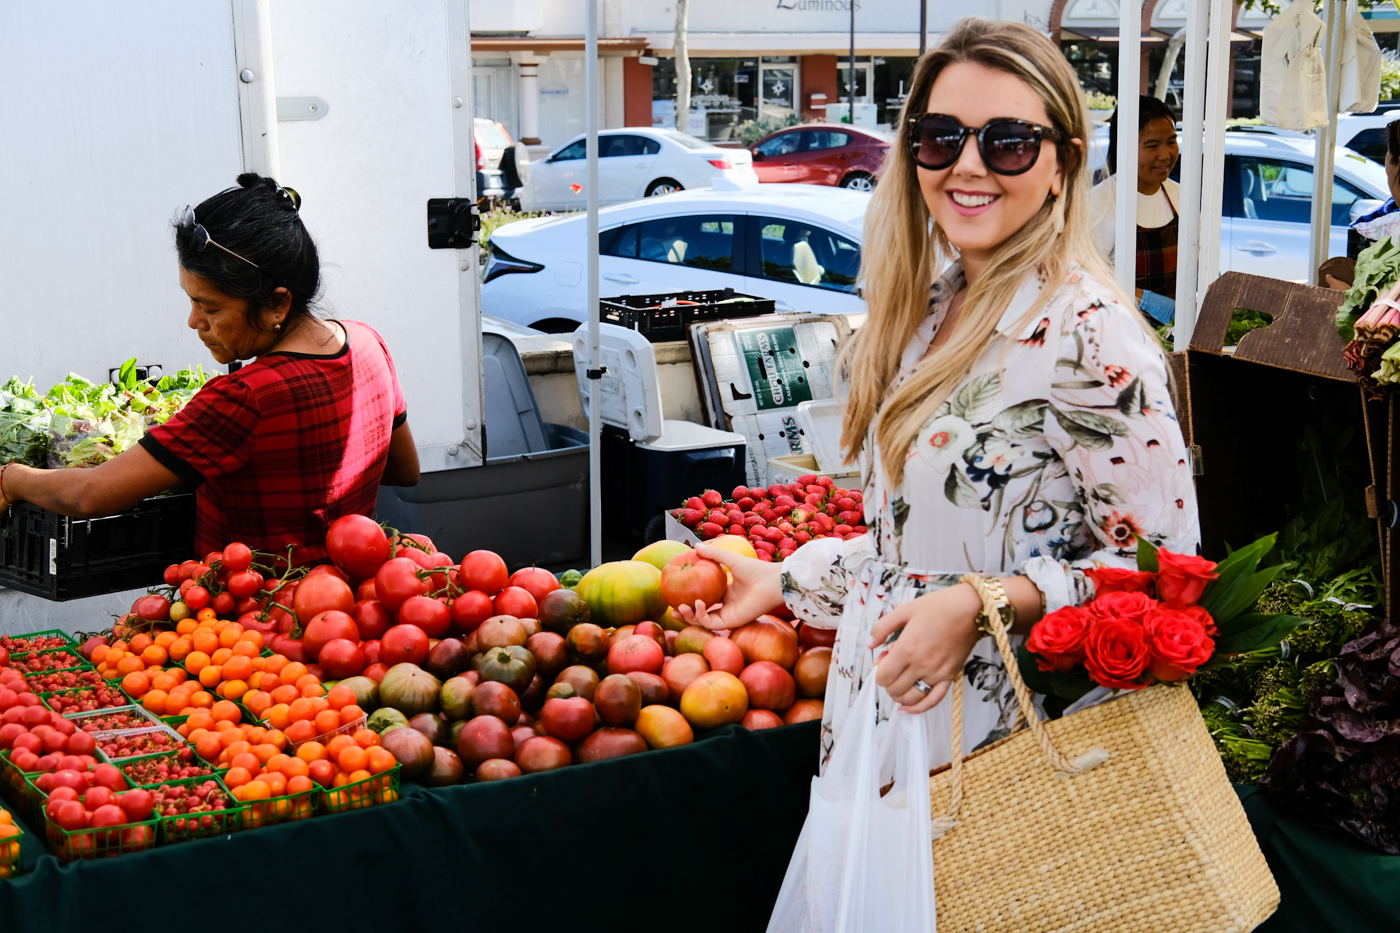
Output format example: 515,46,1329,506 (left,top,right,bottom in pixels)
907,113,1064,176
